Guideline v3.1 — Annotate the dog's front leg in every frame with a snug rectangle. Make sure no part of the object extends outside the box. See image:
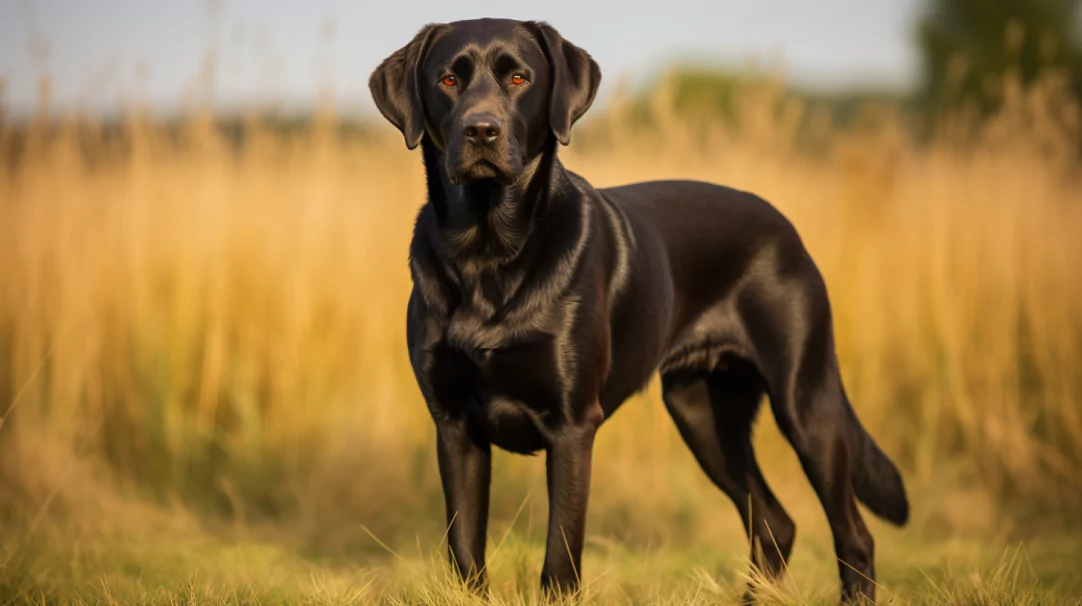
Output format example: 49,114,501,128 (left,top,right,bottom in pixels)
436,421,492,590
540,414,600,594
